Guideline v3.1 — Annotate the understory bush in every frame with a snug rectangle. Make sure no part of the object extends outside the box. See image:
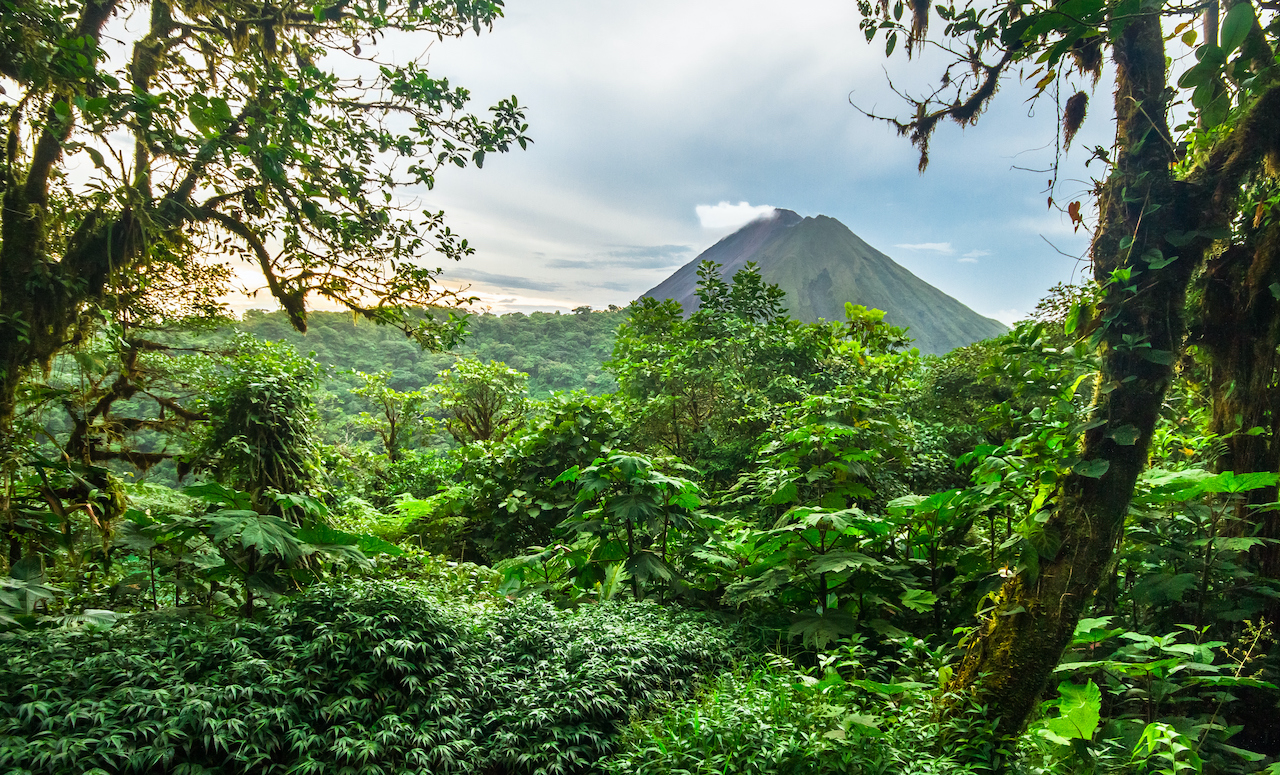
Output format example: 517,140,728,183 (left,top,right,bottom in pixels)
604,638,1004,775
0,580,738,775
